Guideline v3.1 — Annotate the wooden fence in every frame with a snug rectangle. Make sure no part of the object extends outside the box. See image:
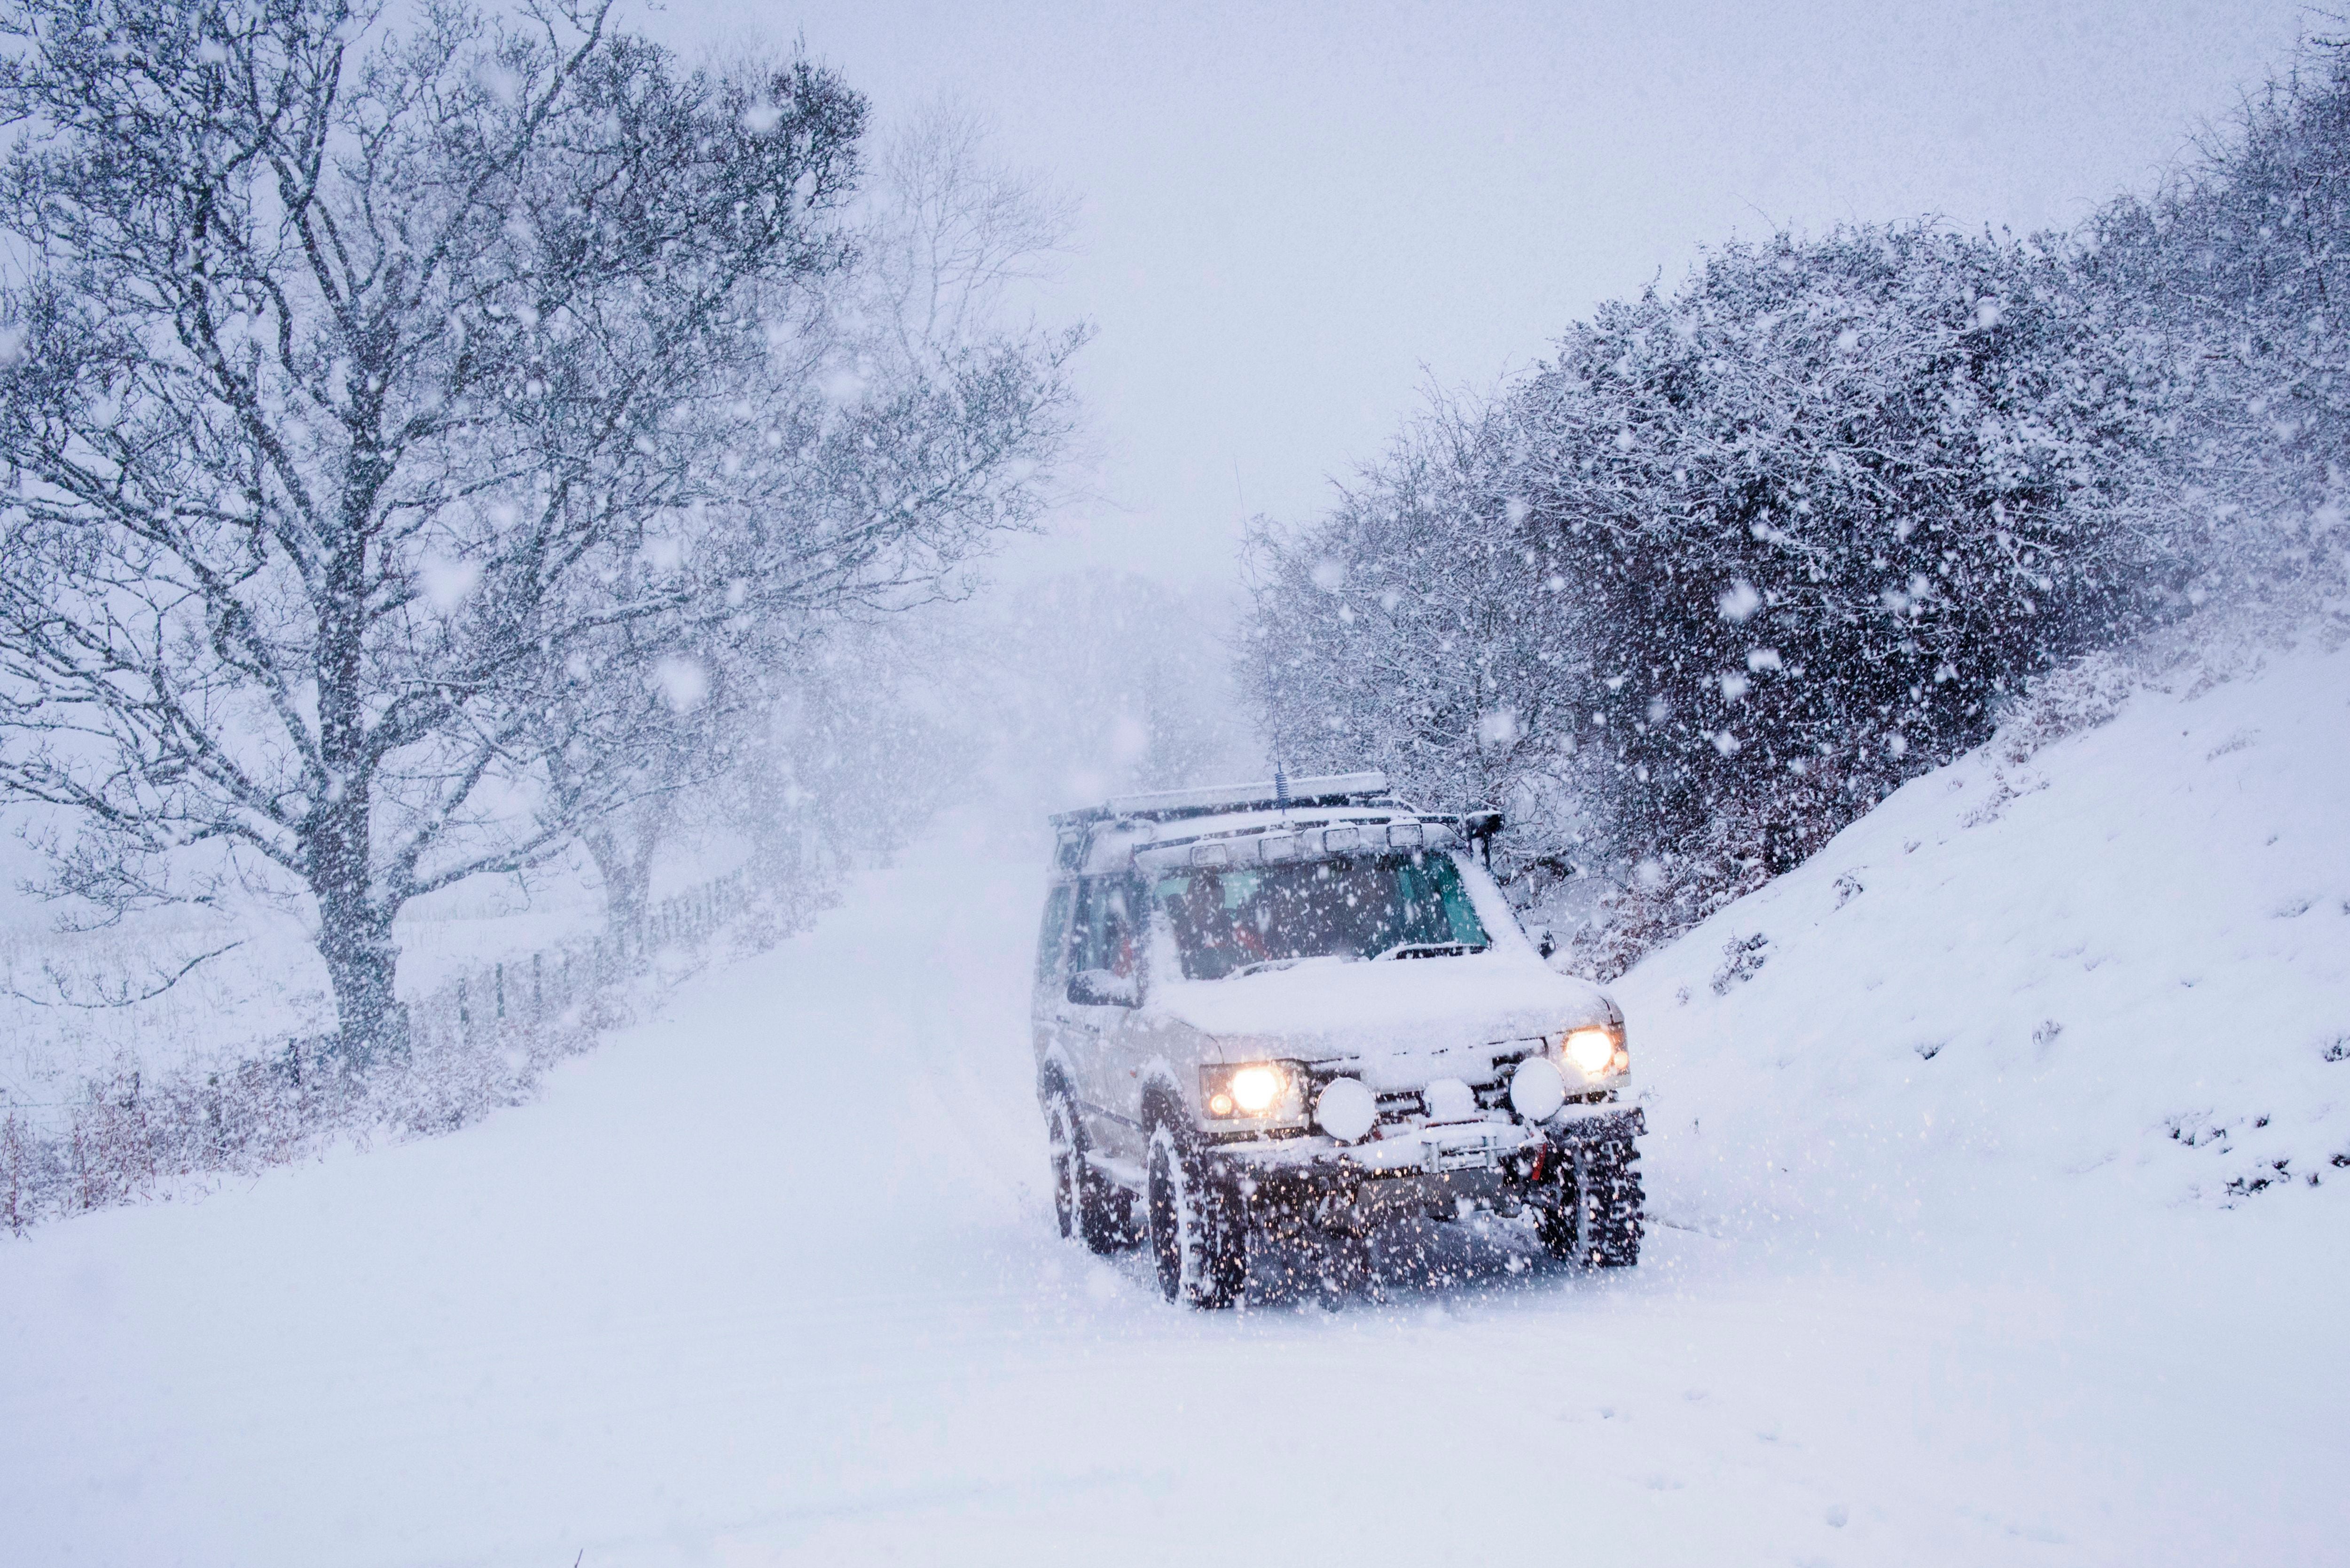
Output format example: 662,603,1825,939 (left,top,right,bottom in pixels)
1,866,764,1236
